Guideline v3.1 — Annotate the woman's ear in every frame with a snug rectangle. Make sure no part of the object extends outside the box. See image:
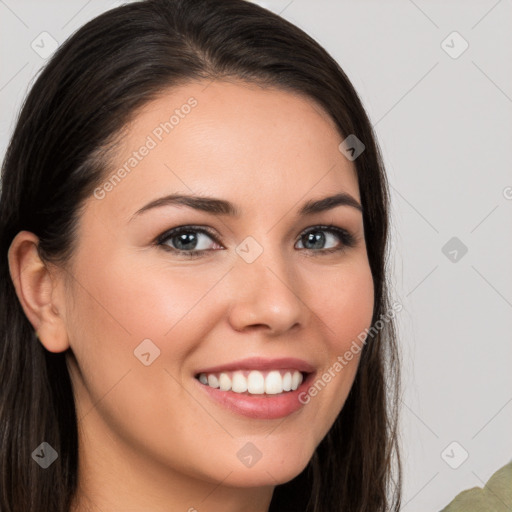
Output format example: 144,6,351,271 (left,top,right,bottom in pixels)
7,230,70,353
